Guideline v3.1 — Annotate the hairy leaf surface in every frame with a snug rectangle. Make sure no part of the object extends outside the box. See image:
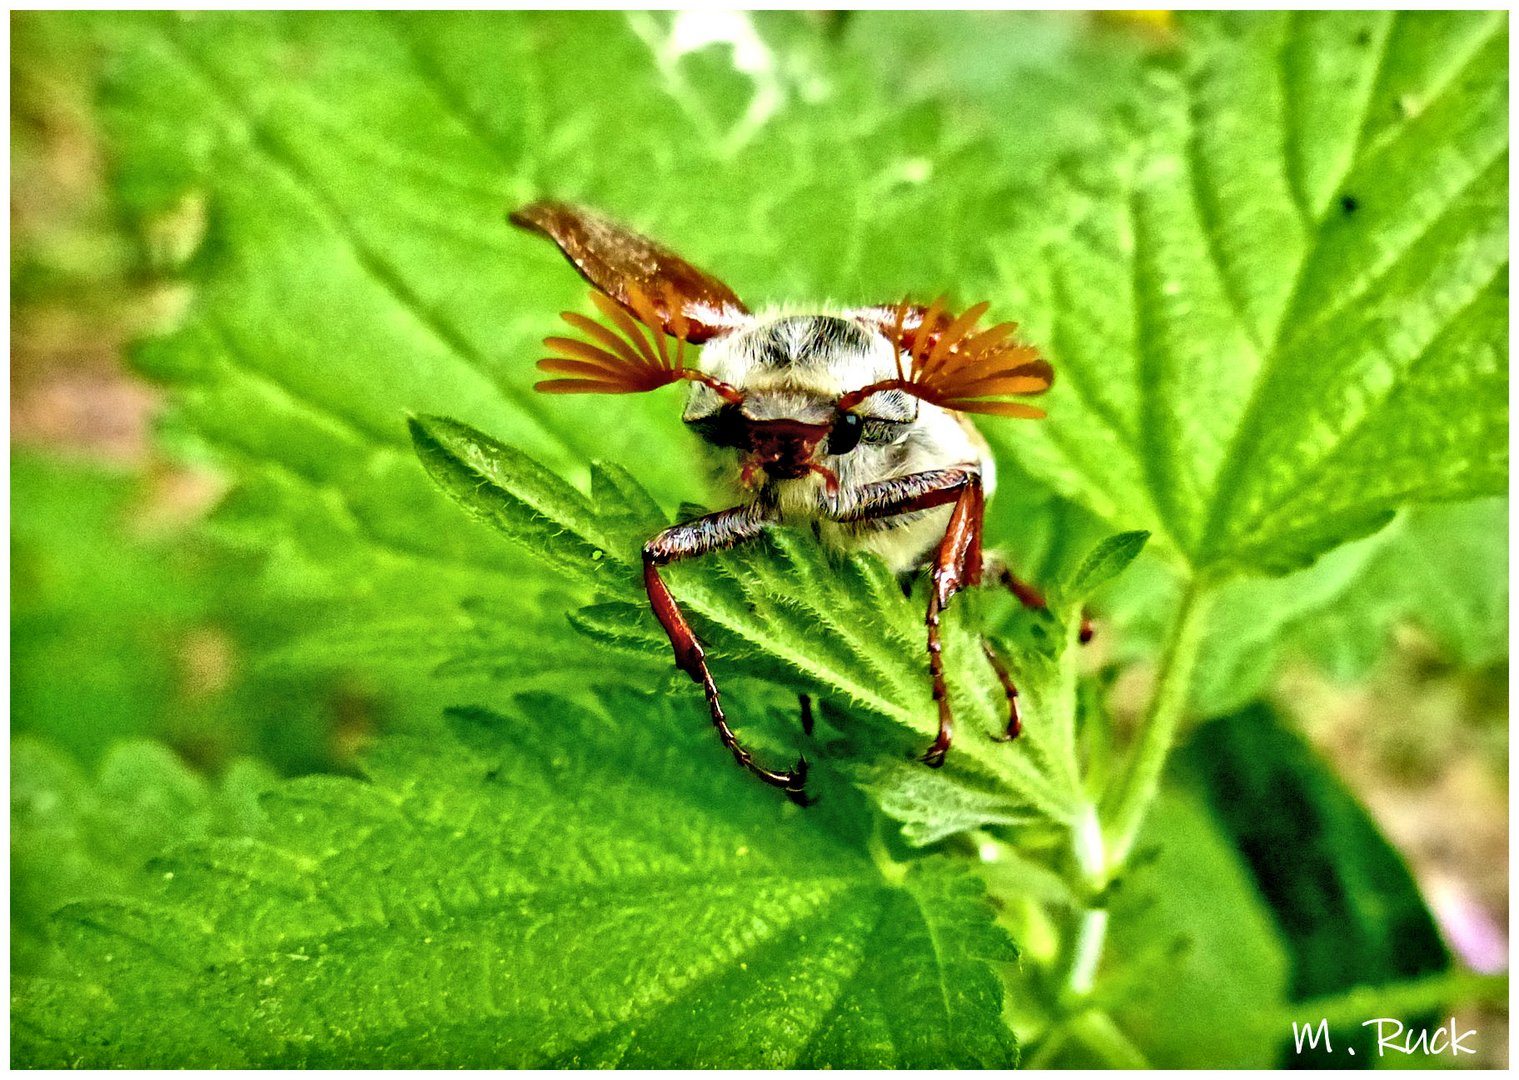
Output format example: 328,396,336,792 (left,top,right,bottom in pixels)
411,414,1089,833
13,692,1018,1068
990,11,1508,575
12,738,273,976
